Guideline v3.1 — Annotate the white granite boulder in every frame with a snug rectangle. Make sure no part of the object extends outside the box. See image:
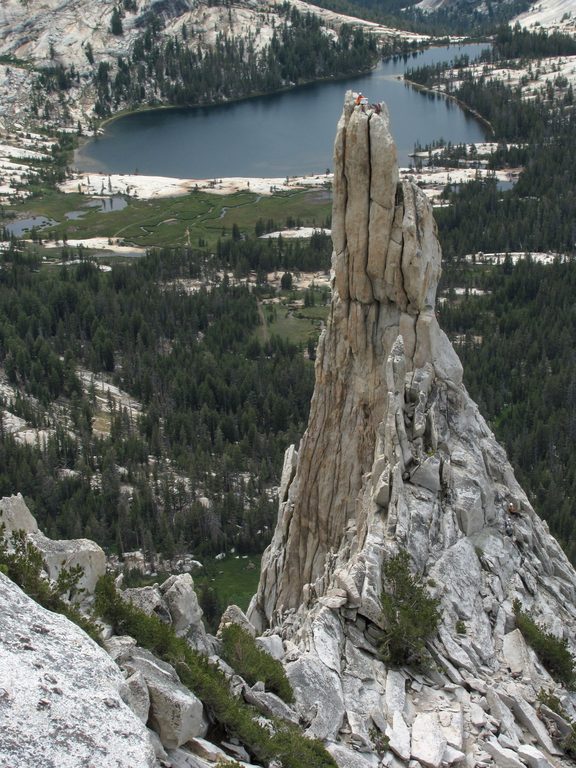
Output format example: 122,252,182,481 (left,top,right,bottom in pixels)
161,573,204,635
30,531,106,597
218,603,257,638
0,493,38,535
0,494,105,597
411,713,447,768
106,640,208,749
0,572,156,767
